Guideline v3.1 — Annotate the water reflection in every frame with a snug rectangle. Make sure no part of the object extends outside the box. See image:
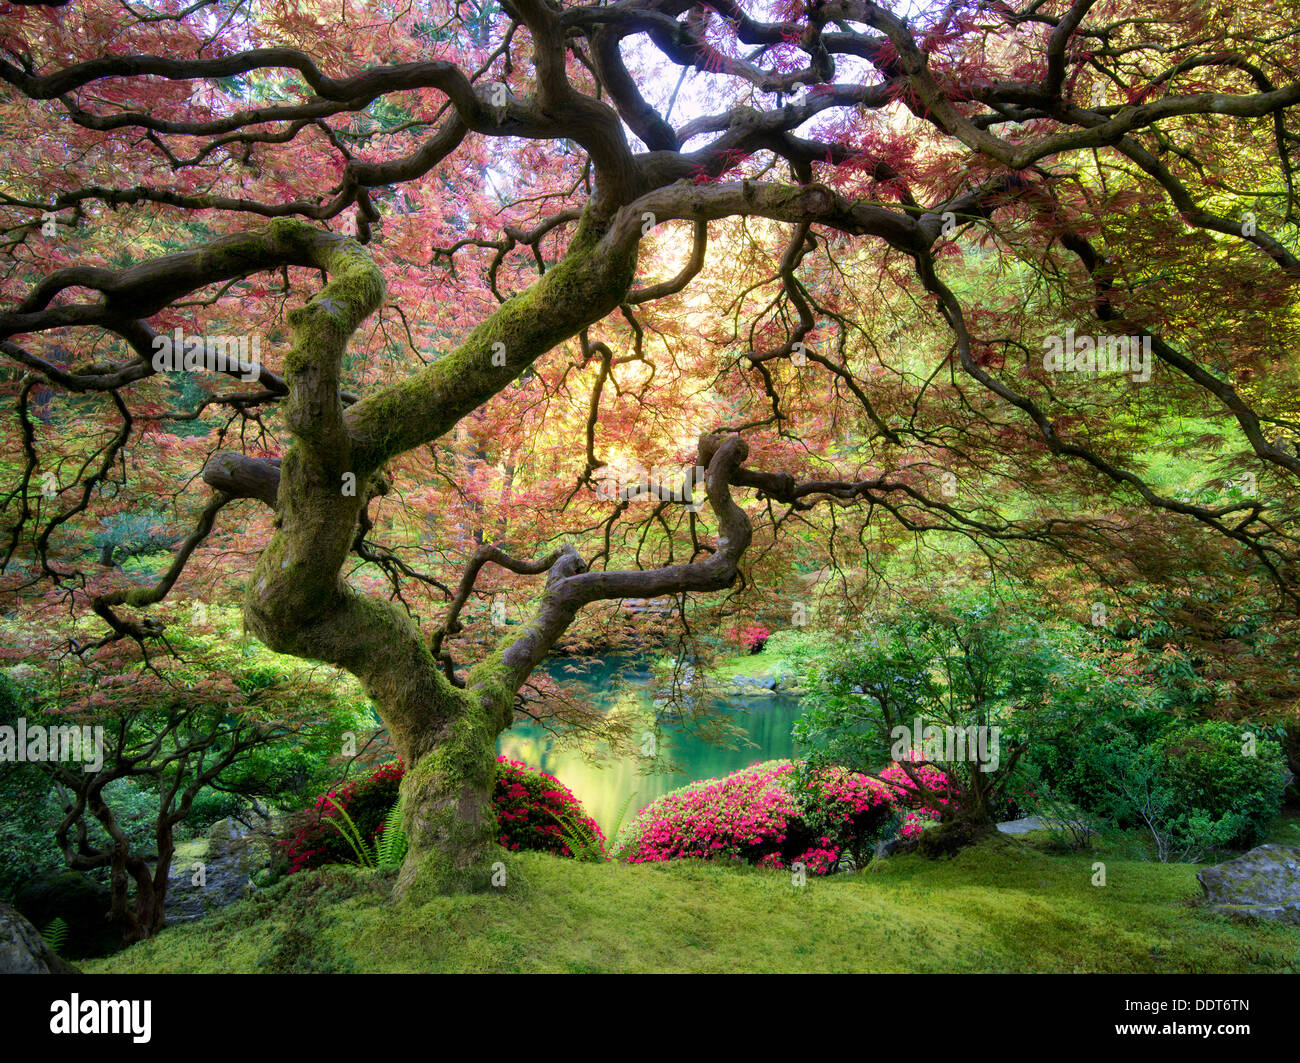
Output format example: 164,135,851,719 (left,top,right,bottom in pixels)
496,655,803,841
